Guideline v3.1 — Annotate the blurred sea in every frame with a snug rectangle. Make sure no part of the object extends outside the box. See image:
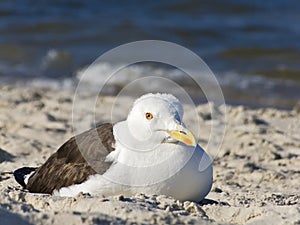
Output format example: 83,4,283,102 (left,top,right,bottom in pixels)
0,0,299,109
